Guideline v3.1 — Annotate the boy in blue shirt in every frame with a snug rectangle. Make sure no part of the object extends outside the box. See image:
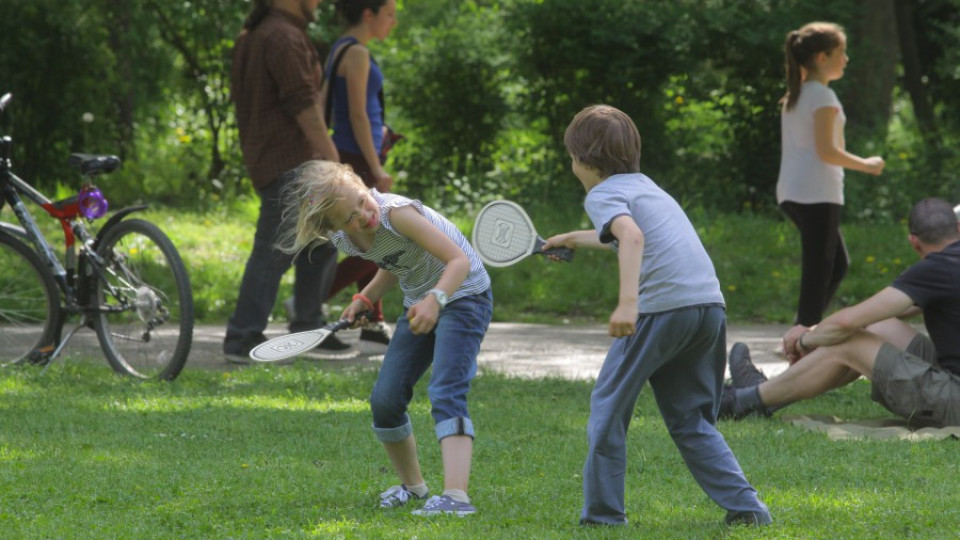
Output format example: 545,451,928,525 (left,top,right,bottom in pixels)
543,104,771,527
